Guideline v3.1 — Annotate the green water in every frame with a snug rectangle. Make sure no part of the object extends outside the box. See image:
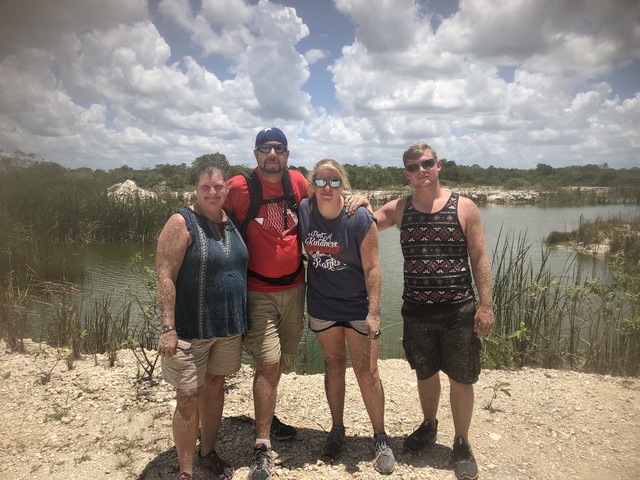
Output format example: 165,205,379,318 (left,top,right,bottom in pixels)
24,203,639,372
